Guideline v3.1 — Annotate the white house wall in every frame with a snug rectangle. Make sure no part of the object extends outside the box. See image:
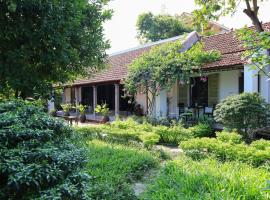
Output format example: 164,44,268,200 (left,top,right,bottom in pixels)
64,88,71,103
260,66,270,103
135,92,147,114
219,70,240,101
168,82,179,118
